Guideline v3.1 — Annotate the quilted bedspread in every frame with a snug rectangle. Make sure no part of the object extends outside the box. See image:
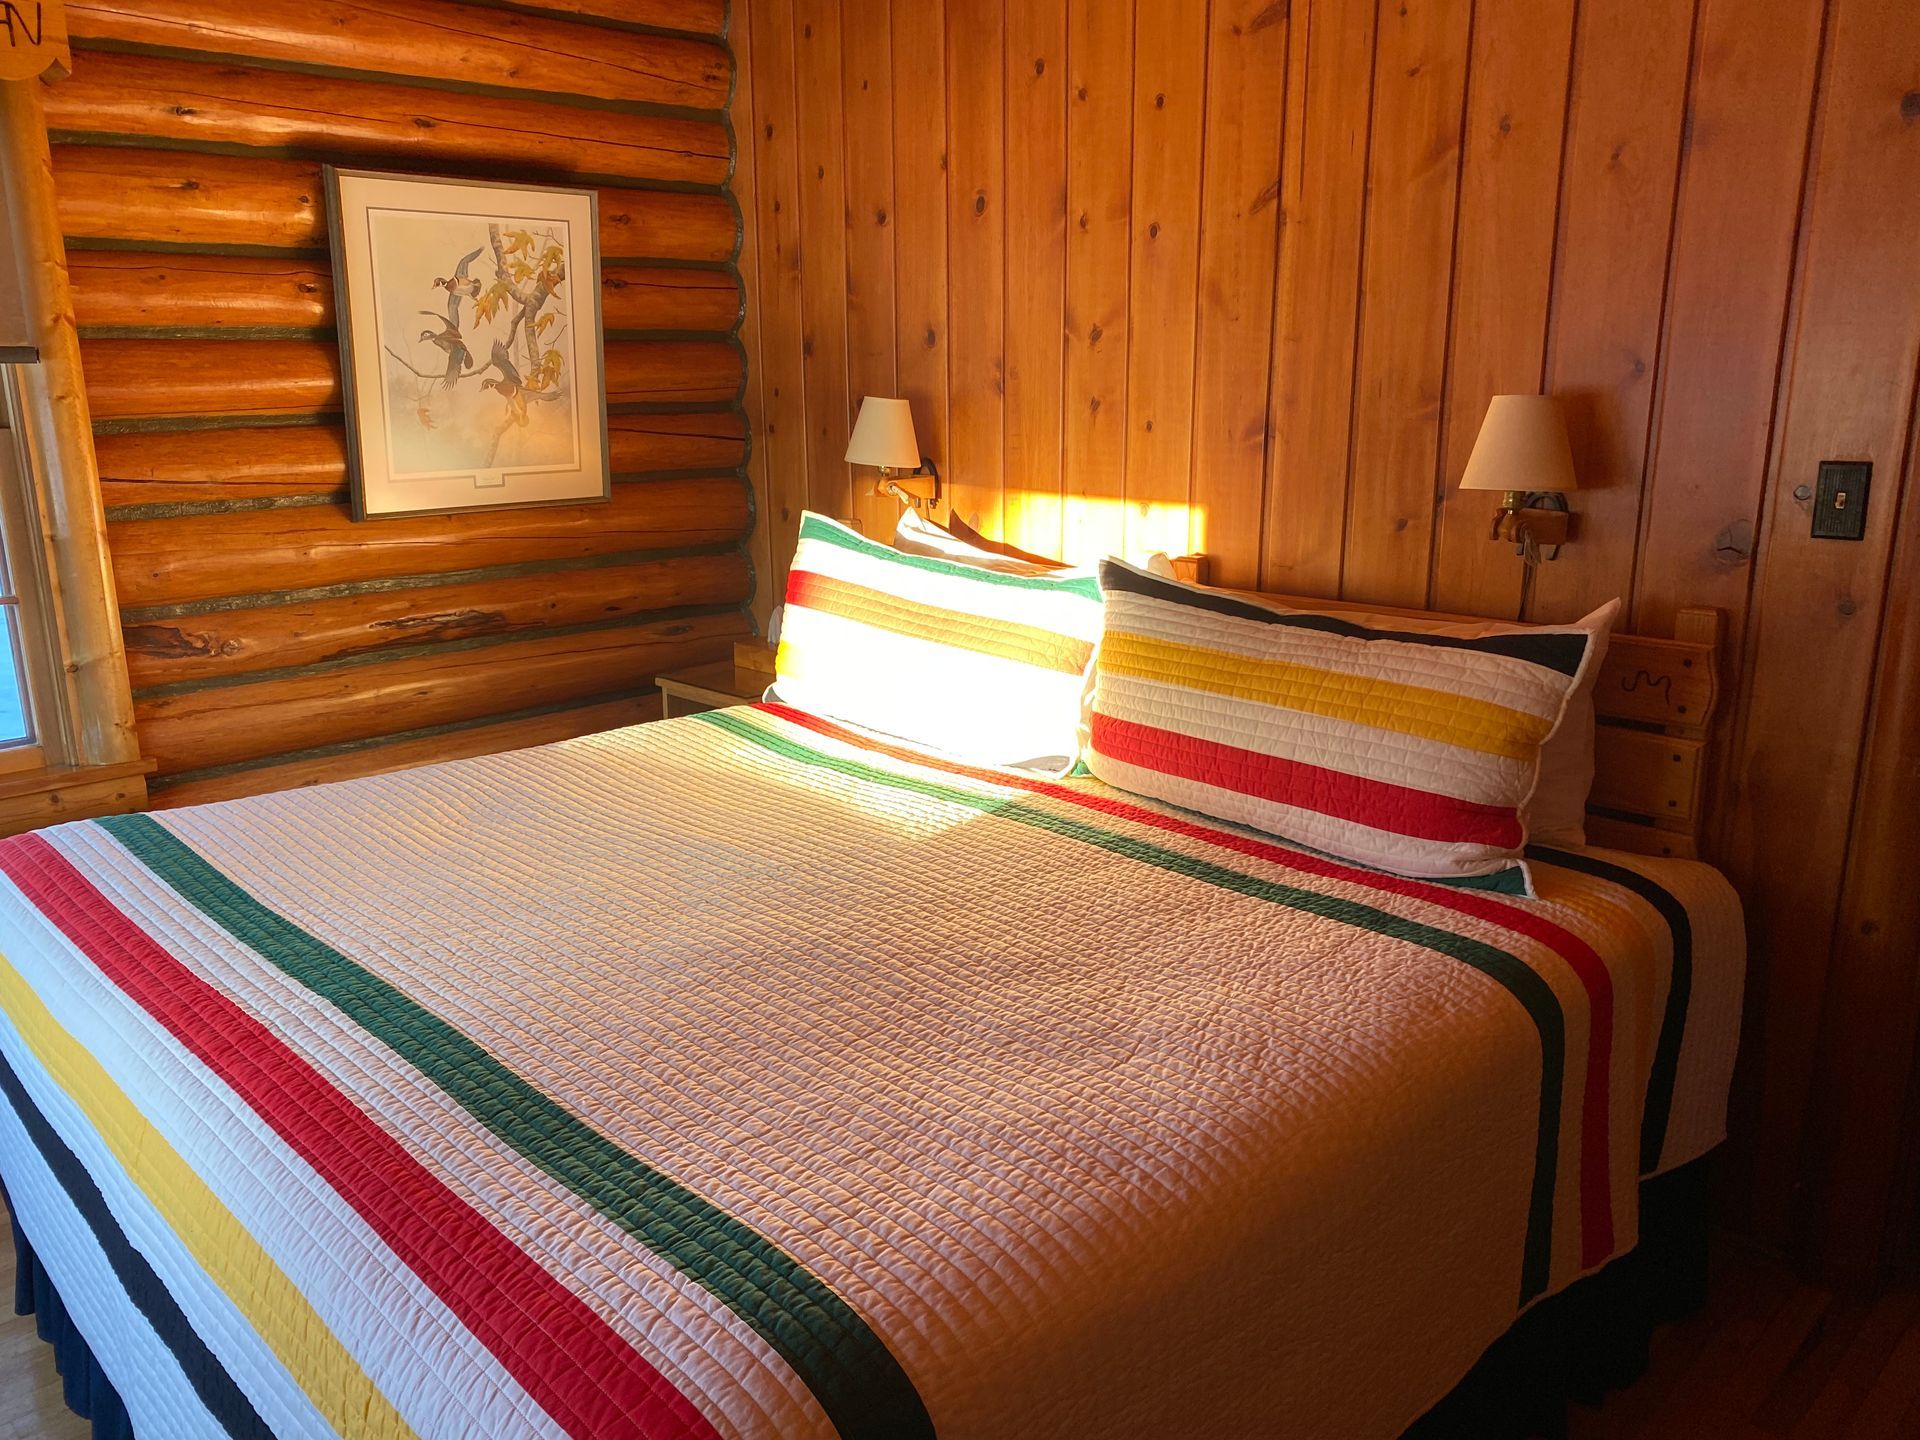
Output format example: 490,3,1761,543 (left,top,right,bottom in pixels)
0,702,1742,1439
